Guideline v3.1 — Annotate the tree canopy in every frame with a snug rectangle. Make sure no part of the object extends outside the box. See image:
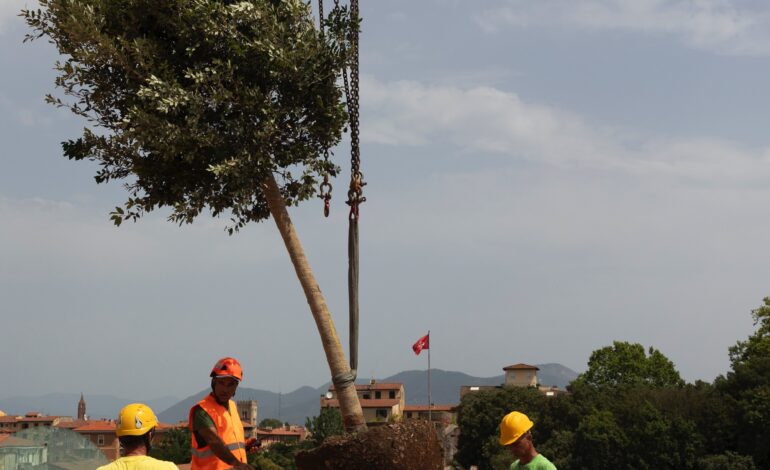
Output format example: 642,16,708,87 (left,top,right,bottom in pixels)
258,418,284,429
24,0,353,232
574,340,684,388
305,407,344,446
717,297,770,467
